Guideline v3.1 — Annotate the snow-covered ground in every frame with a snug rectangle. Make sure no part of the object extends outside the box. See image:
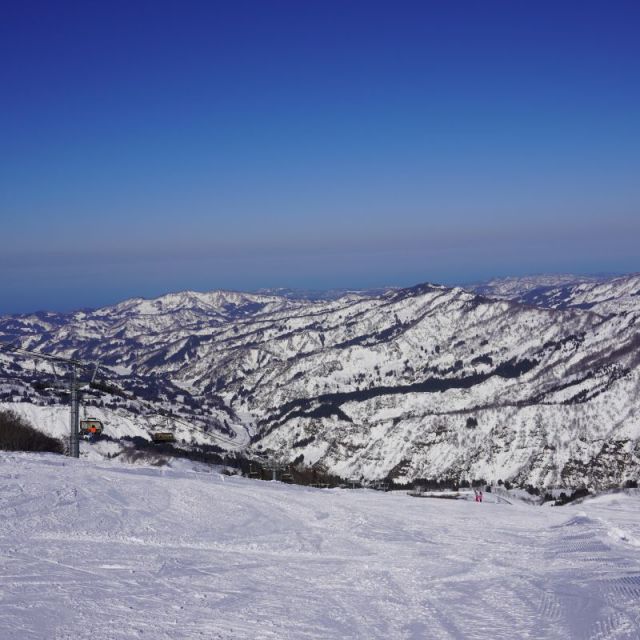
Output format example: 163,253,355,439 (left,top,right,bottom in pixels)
1,454,640,639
